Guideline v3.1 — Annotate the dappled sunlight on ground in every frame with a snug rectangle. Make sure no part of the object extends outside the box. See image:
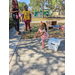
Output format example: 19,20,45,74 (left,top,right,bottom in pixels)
9,38,65,75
